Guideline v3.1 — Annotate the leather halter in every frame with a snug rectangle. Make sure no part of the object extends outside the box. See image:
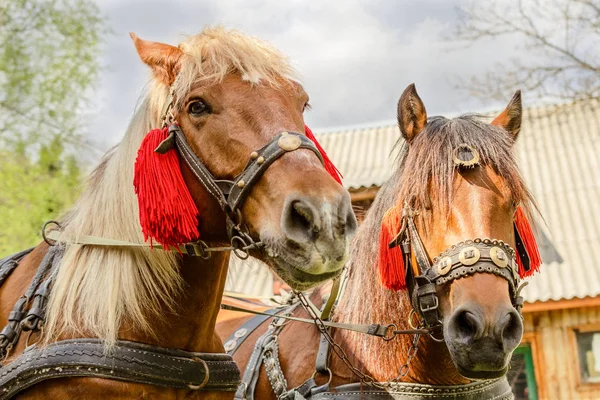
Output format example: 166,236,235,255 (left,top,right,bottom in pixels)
156,123,325,257
390,204,525,329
